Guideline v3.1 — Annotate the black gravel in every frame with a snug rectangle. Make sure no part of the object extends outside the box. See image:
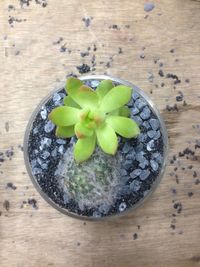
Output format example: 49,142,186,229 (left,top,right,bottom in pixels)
82,17,92,27
158,70,164,77
28,198,38,209
144,3,155,12
6,182,17,190
133,233,138,240
166,73,181,85
76,64,91,74
3,200,10,211
27,79,165,218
